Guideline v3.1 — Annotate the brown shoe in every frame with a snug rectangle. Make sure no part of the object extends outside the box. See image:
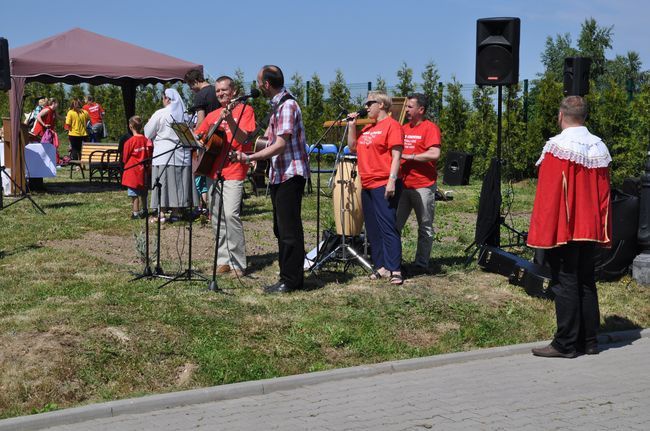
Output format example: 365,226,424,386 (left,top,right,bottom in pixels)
216,264,231,274
532,344,577,359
